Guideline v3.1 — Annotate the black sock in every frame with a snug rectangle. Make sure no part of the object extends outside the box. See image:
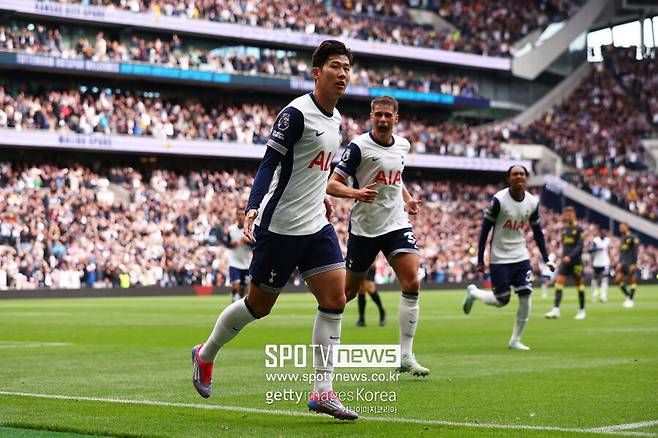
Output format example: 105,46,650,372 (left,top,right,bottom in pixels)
578,290,585,310
620,285,629,297
369,291,384,313
357,294,366,321
629,286,636,300
554,288,563,308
